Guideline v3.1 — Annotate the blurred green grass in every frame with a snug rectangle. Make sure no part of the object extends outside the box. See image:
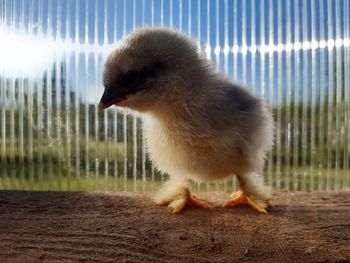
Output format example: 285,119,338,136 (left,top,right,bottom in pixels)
1,157,349,192
1,136,349,192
